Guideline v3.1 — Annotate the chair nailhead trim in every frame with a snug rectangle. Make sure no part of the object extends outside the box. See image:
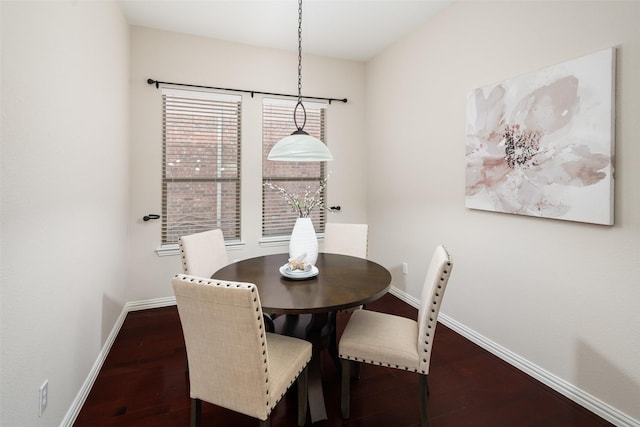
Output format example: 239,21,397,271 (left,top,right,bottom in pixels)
176,275,286,411
339,355,417,372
